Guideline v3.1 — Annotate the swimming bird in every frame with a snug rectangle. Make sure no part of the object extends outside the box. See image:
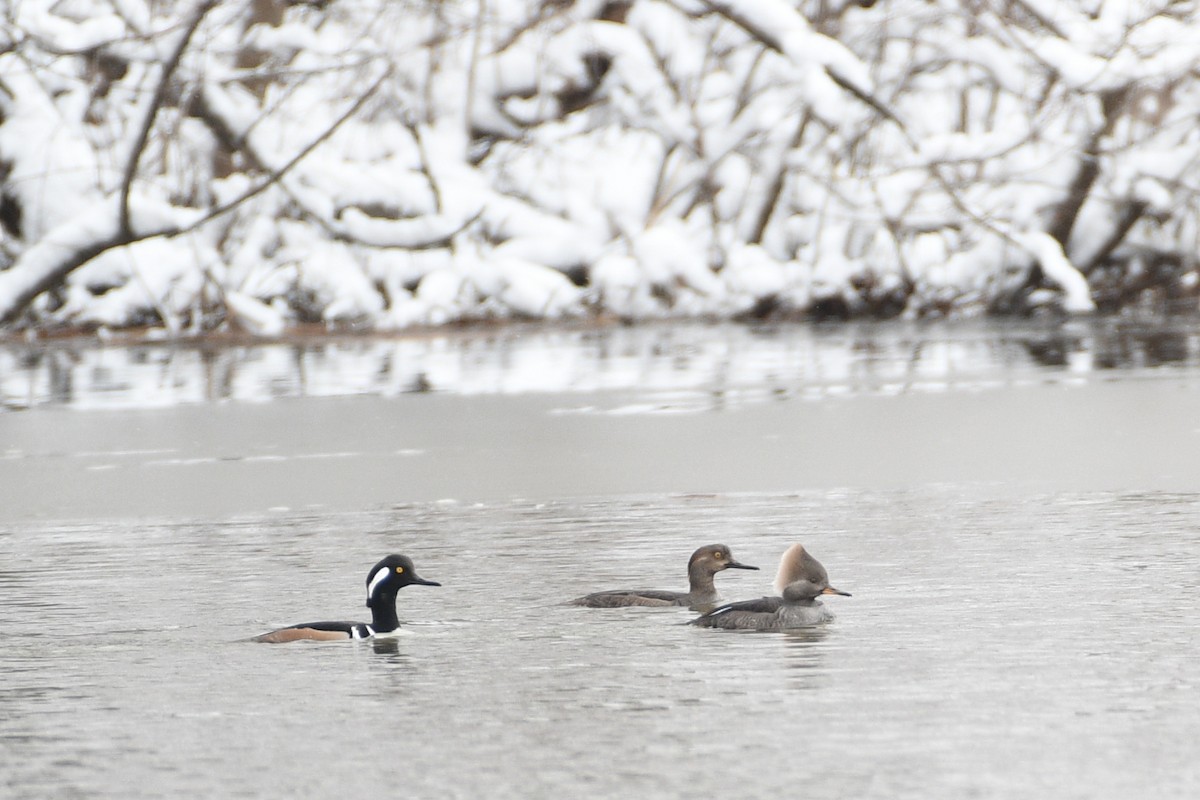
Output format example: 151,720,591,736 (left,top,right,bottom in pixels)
571,544,758,611
252,554,440,643
690,543,849,630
